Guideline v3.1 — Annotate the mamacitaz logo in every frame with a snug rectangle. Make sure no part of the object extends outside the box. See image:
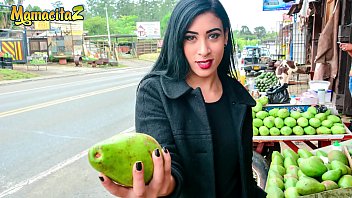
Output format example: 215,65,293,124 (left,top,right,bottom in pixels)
10,5,84,26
